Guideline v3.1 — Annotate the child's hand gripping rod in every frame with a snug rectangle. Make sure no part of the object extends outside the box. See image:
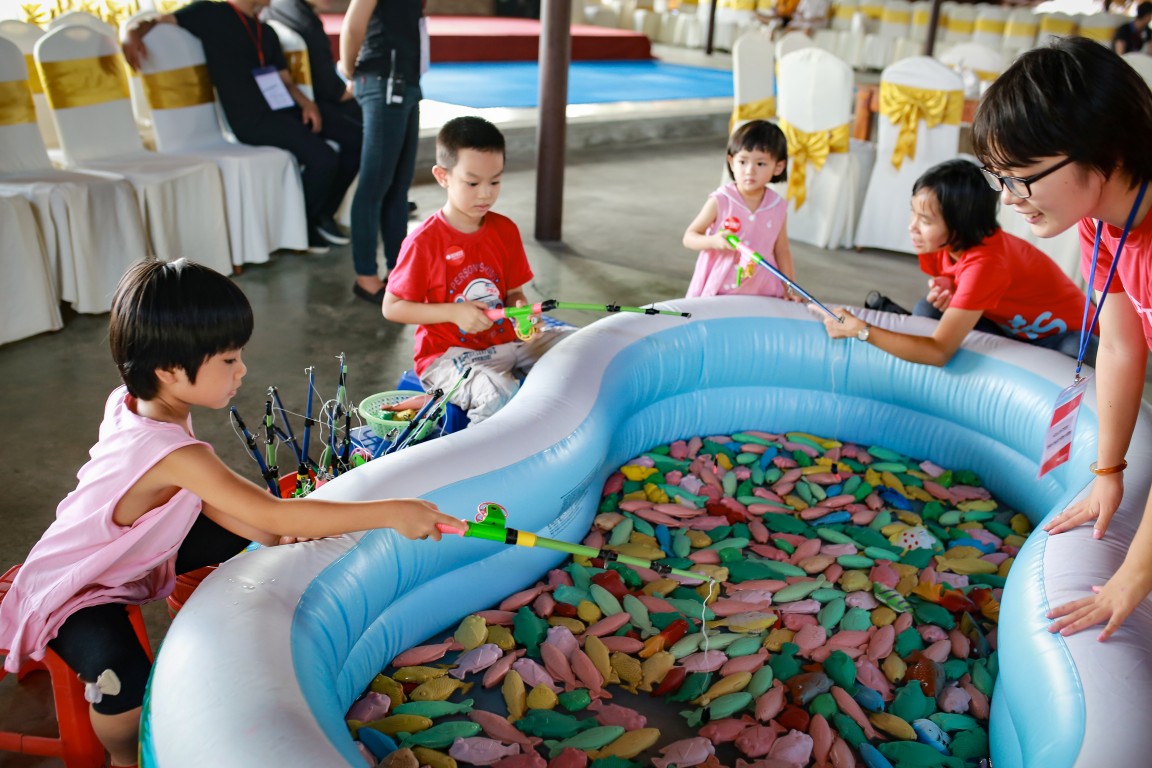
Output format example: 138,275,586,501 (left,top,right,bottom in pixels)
483,300,693,340
725,234,845,323
436,502,711,582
